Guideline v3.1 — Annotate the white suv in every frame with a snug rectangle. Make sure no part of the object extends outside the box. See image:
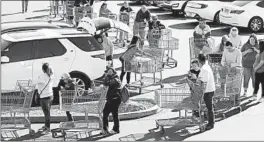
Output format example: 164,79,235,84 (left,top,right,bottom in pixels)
1,28,106,91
